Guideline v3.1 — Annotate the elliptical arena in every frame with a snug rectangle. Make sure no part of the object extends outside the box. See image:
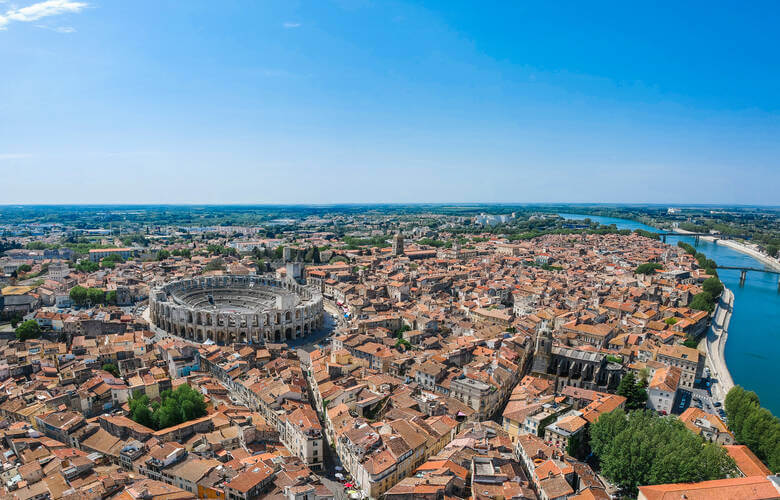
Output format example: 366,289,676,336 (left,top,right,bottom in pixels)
149,275,323,344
